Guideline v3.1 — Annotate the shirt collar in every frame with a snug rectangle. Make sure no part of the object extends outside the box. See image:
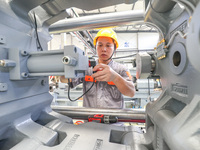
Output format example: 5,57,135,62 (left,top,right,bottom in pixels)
97,59,113,66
